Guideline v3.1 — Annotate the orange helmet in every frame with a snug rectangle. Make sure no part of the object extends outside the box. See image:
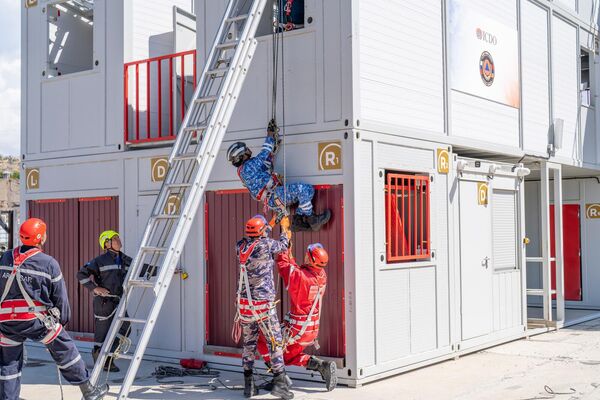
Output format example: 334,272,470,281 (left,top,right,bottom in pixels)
307,243,328,267
245,215,268,237
20,218,47,246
